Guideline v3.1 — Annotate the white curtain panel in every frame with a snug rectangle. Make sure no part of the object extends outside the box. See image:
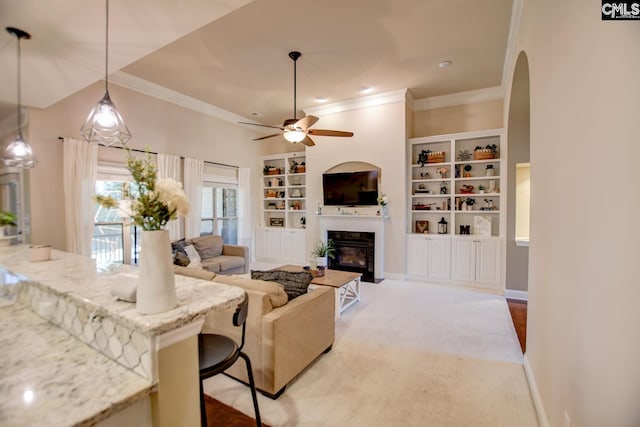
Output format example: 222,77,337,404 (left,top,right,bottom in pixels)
237,167,252,257
62,138,98,256
183,158,203,239
157,153,182,240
